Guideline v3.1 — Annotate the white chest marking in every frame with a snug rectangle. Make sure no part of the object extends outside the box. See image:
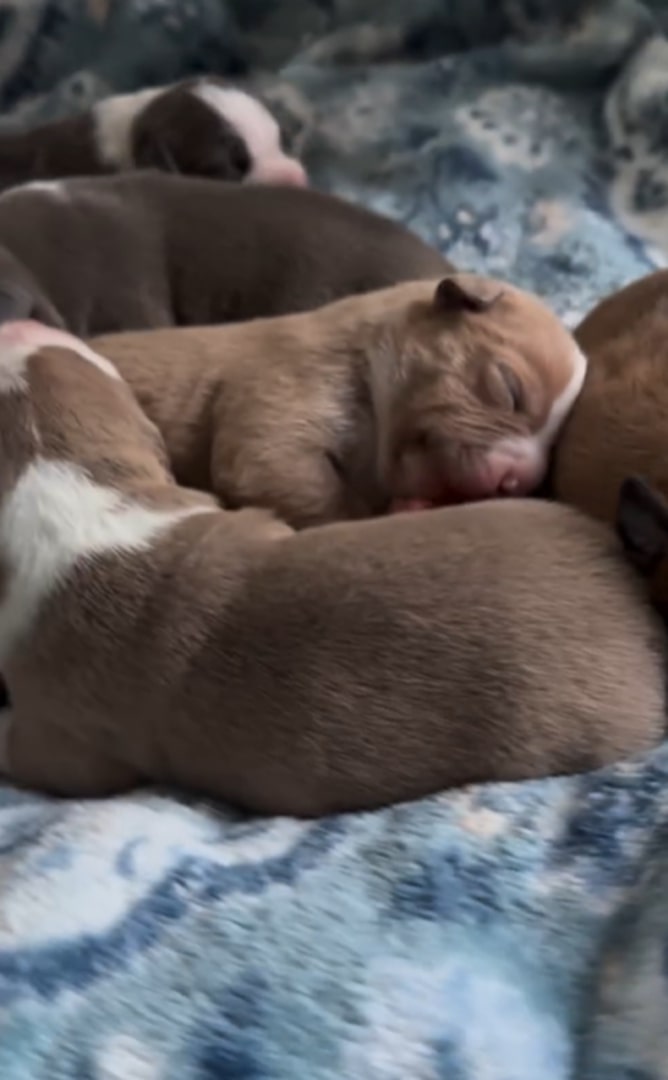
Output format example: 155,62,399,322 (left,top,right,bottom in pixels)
0,458,213,662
